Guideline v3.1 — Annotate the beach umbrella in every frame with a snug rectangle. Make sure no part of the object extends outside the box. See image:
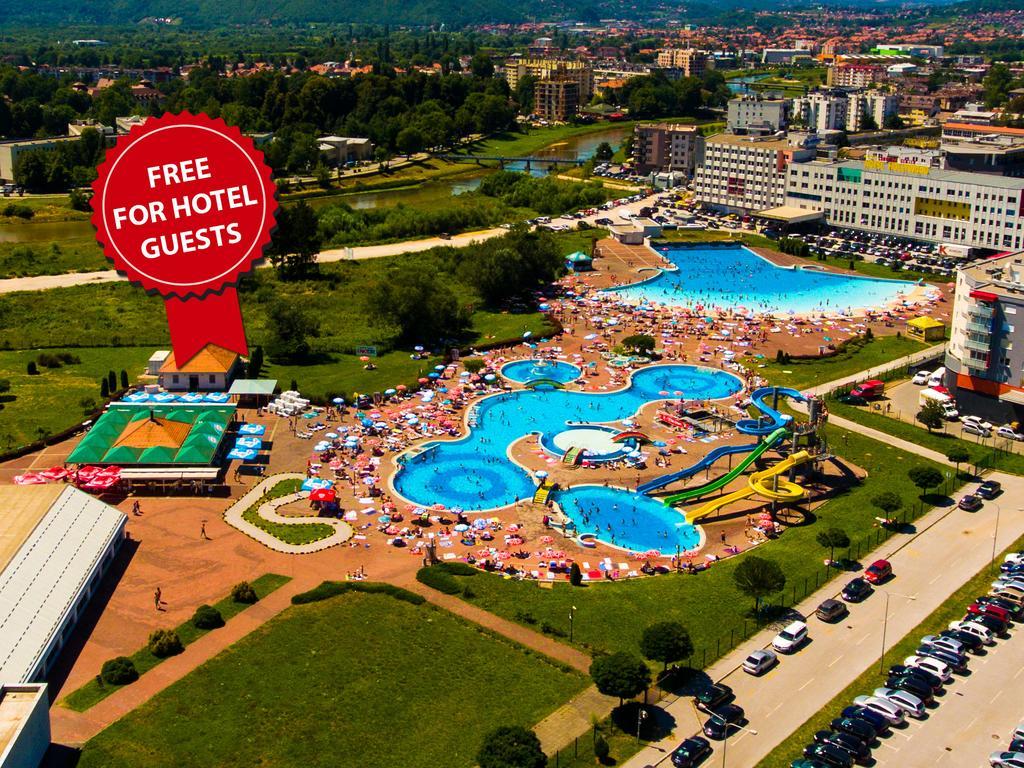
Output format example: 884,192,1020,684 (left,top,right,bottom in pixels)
396,384,407,391
535,470,549,479
325,432,339,439
360,356,370,362
434,364,445,371
238,423,266,436
428,372,440,379
483,374,496,382
523,331,532,338
385,388,397,395
418,377,429,384
332,397,345,404
310,488,336,502
40,466,69,481
13,473,48,485
414,345,424,352
454,523,470,532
